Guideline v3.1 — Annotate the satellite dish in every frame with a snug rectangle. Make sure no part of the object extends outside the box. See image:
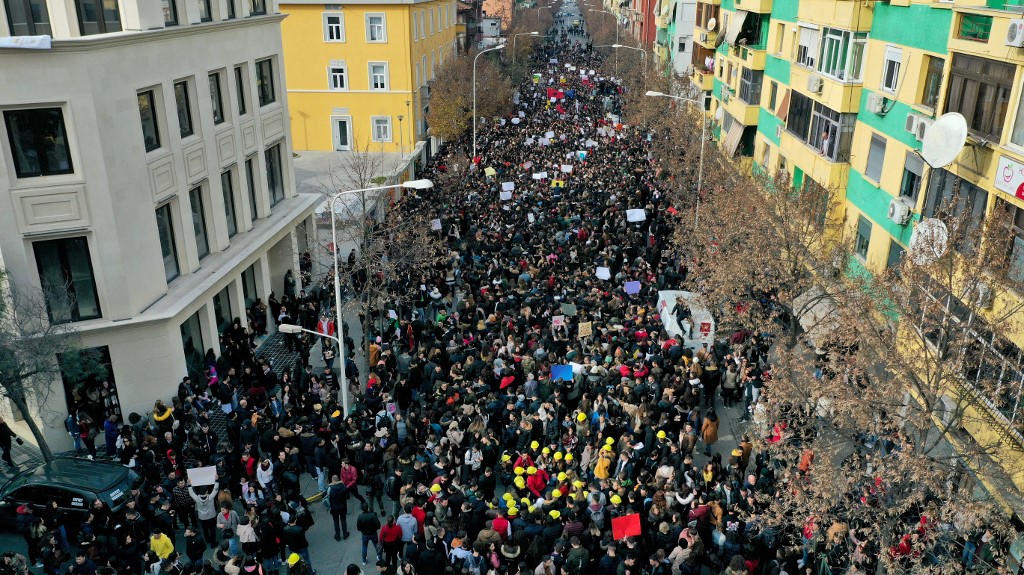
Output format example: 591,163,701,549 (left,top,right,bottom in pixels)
706,17,717,31
909,218,949,266
714,106,724,122
920,113,968,169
